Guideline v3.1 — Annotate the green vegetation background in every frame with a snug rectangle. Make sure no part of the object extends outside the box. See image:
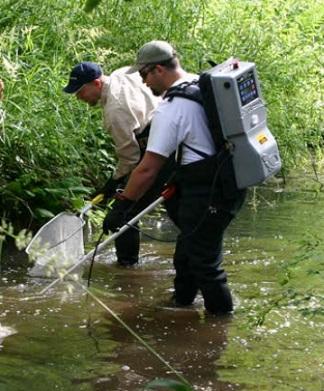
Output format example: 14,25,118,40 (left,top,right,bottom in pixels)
0,0,323,226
